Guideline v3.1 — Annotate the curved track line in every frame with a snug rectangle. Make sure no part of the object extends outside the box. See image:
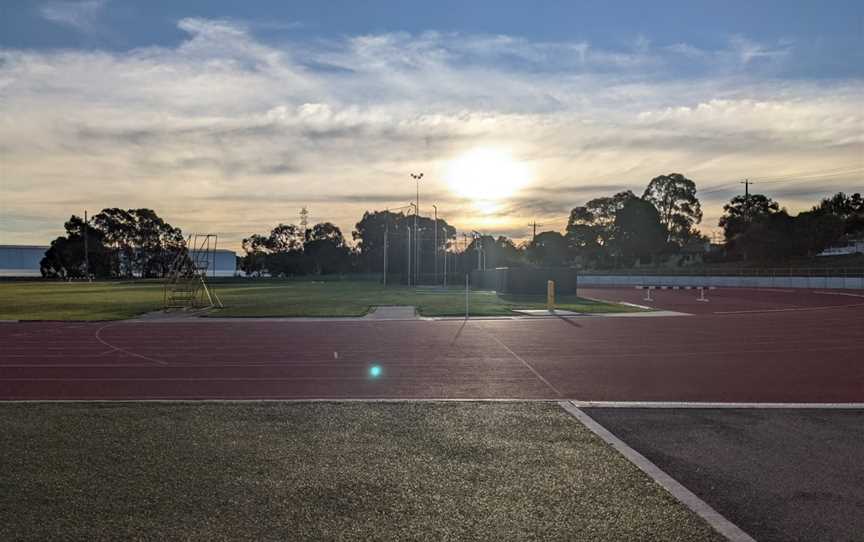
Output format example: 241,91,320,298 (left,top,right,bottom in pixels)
94,323,169,366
